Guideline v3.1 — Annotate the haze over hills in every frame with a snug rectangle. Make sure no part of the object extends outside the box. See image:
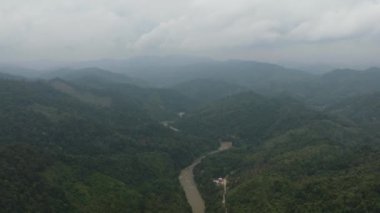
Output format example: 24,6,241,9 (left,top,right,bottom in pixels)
4,57,380,100
0,77,214,212
1,58,380,212
2,0,380,212
0,72,25,81
41,67,148,88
